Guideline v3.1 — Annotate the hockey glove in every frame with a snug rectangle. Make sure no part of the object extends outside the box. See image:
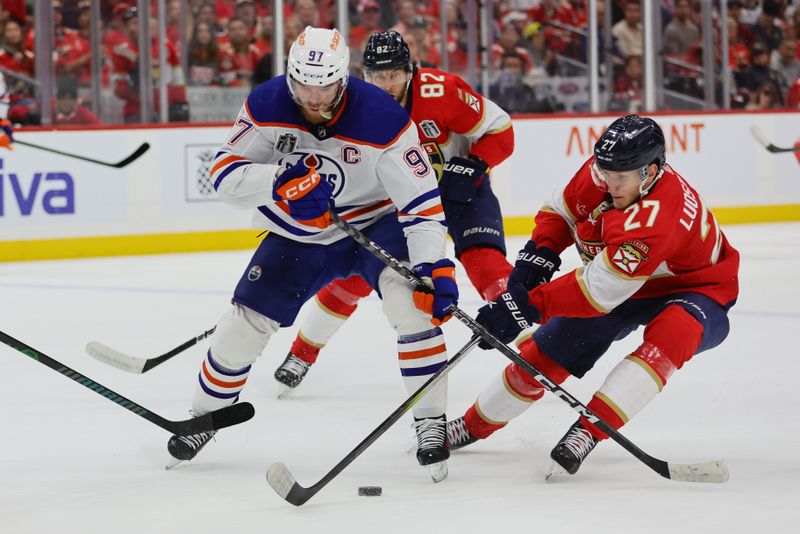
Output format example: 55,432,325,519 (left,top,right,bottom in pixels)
413,259,459,325
0,118,13,150
475,282,540,349
438,156,488,204
273,160,334,229
508,240,561,290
